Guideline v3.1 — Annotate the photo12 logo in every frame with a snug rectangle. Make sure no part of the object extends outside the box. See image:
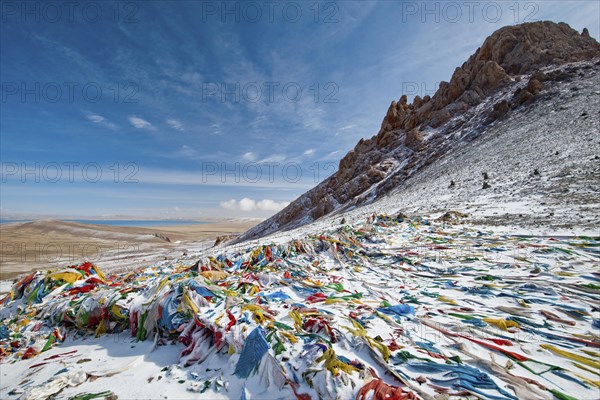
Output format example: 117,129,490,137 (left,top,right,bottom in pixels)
201,82,339,104
200,161,337,184
1,1,140,23
401,1,539,24
402,81,440,99
198,1,339,23
1,82,139,104
0,242,141,264
1,162,139,184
